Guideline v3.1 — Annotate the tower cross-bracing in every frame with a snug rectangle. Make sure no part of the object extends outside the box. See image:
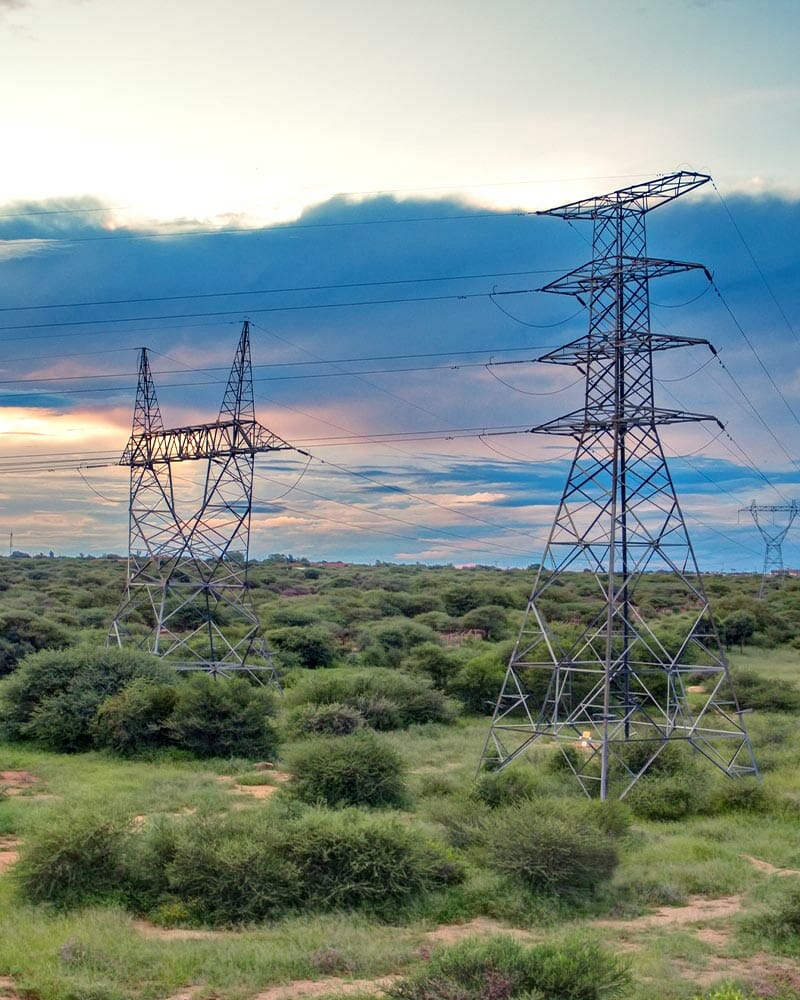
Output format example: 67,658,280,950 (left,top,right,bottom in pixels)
108,321,293,682
481,172,758,799
741,501,800,598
